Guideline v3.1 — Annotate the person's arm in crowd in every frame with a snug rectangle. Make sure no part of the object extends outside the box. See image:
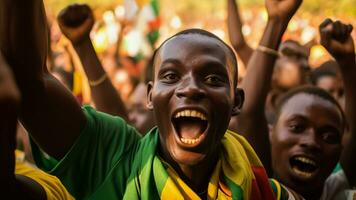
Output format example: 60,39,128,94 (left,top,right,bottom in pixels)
58,4,129,120
230,0,302,174
0,52,46,200
114,19,128,68
0,0,86,160
320,19,356,187
227,0,254,66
